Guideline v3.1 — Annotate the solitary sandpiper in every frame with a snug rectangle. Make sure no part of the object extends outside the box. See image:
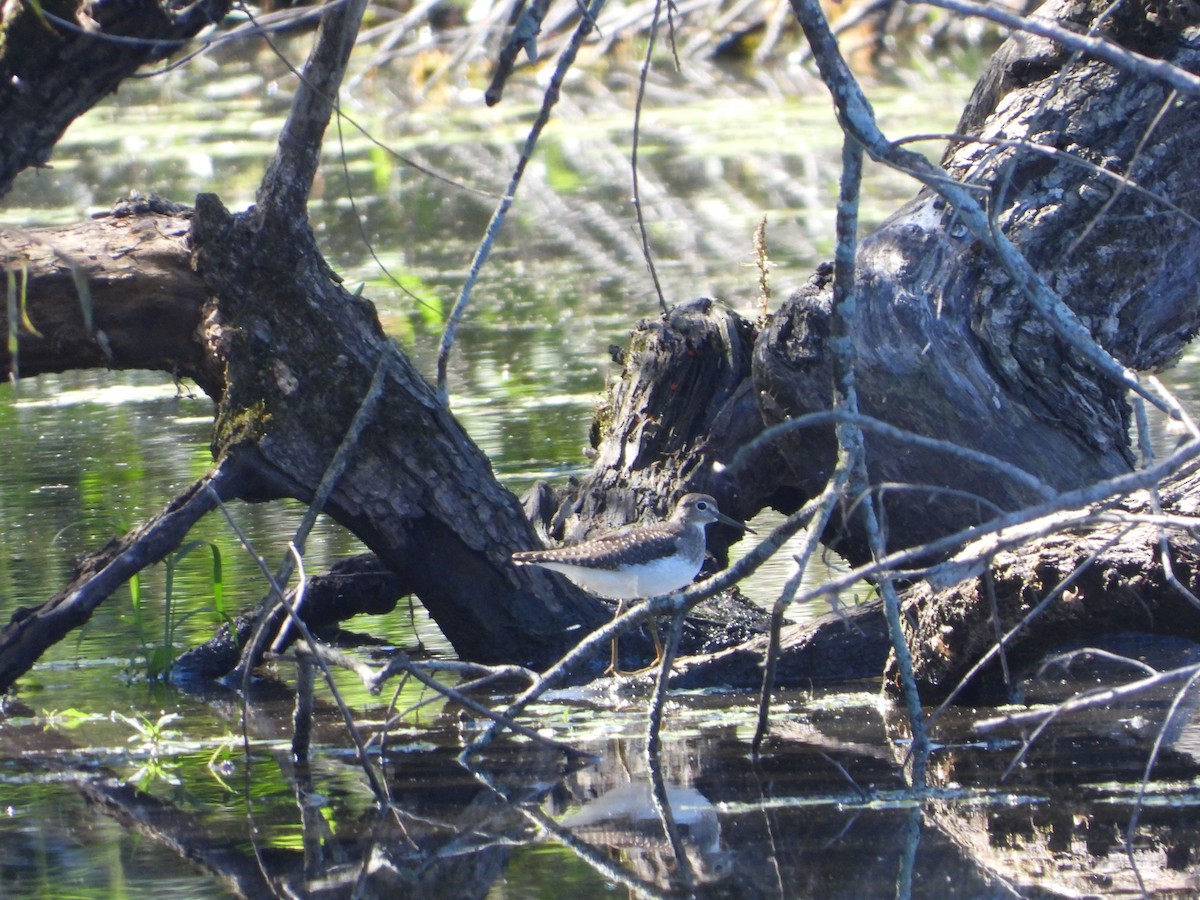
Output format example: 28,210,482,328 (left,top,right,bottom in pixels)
512,493,751,672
